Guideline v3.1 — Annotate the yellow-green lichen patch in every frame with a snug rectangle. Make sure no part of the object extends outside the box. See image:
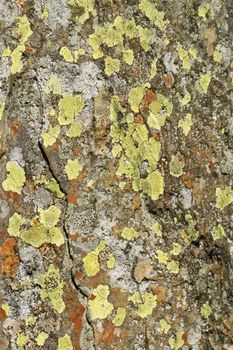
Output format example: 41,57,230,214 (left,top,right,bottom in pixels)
199,72,212,93
150,59,157,79
104,56,120,76
39,8,49,20
20,225,64,248
181,92,191,106
213,44,222,63
124,19,138,38
66,122,83,138
139,0,166,29
37,264,65,313
2,161,26,194
171,243,182,256
64,159,83,180
83,240,106,276
216,186,233,210
2,304,10,316
107,253,115,269
129,292,157,318
128,83,150,113
68,0,96,24
177,43,191,71
140,170,164,201
2,47,11,57
169,155,184,178
151,222,162,237
34,175,64,198
198,3,211,20
36,332,49,346
167,260,179,274
168,332,184,350
57,334,73,350
156,250,169,265
121,227,140,240
38,205,61,228
42,125,61,148
159,319,171,334
112,144,122,157
16,332,29,349
88,284,113,320
138,26,154,52
184,214,199,243
59,46,73,63
112,307,126,327
178,113,192,136
212,224,225,240
147,93,173,130
0,101,5,121
25,316,37,326
45,75,62,95
123,48,134,65
201,302,212,319
8,213,25,237
58,94,84,125
74,48,85,62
